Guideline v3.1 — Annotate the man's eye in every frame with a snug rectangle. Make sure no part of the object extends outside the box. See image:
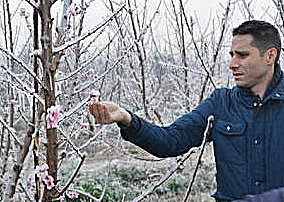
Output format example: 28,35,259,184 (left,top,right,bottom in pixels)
239,52,249,58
